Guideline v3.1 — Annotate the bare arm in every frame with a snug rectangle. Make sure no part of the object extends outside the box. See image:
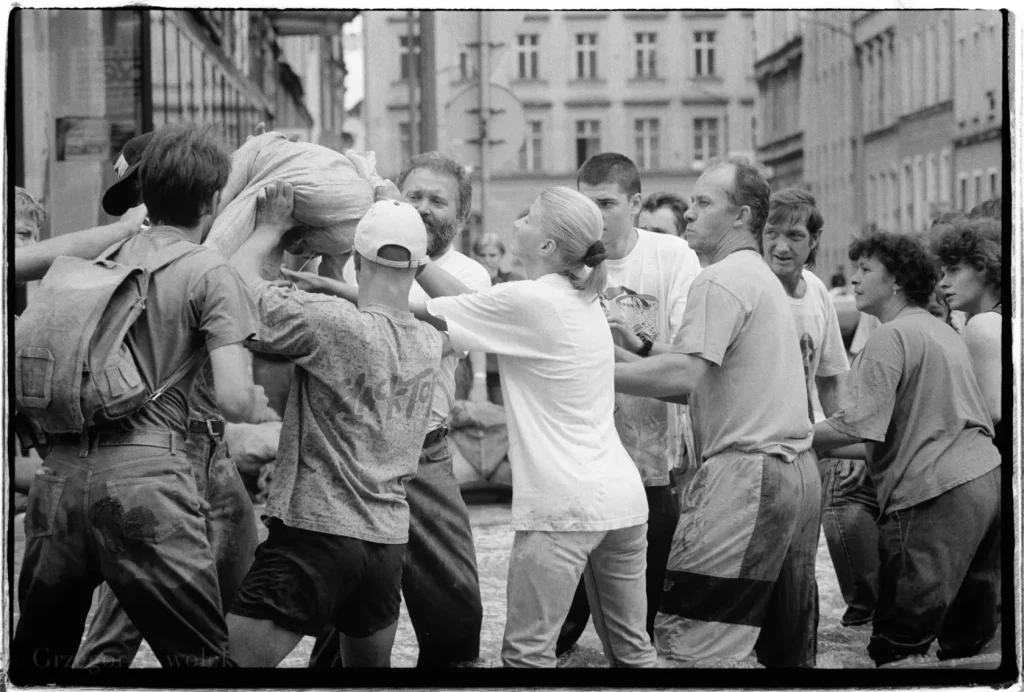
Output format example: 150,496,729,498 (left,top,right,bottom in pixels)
812,419,863,453
615,351,710,399
229,183,296,282
415,262,473,298
209,344,257,424
964,315,1002,425
14,205,148,283
815,373,847,419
